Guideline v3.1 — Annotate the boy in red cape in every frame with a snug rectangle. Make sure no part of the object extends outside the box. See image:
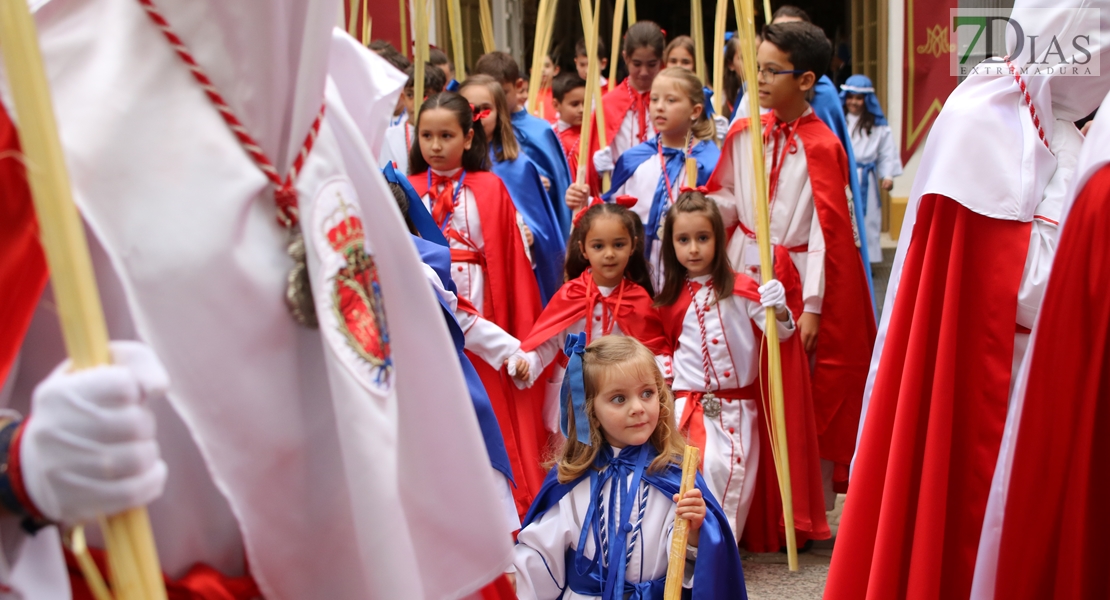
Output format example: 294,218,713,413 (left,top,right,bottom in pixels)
969,85,1110,600
706,21,875,501
827,3,1110,598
